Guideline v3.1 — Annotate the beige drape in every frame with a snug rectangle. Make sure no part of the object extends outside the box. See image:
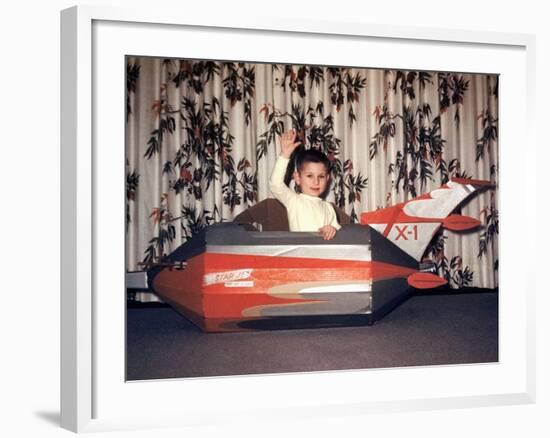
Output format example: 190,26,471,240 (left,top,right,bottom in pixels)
127,58,498,301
